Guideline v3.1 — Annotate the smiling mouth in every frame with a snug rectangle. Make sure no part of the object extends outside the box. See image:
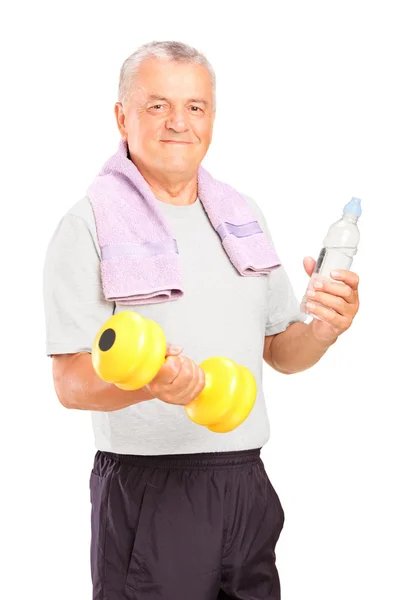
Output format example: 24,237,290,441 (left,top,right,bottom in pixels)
160,140,192,144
